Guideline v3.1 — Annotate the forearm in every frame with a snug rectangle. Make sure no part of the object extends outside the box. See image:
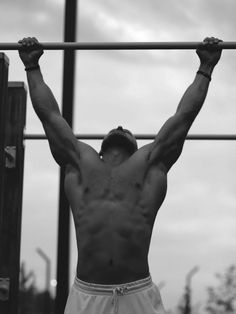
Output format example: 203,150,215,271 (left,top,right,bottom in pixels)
27,68,61,120
176,63,215,119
